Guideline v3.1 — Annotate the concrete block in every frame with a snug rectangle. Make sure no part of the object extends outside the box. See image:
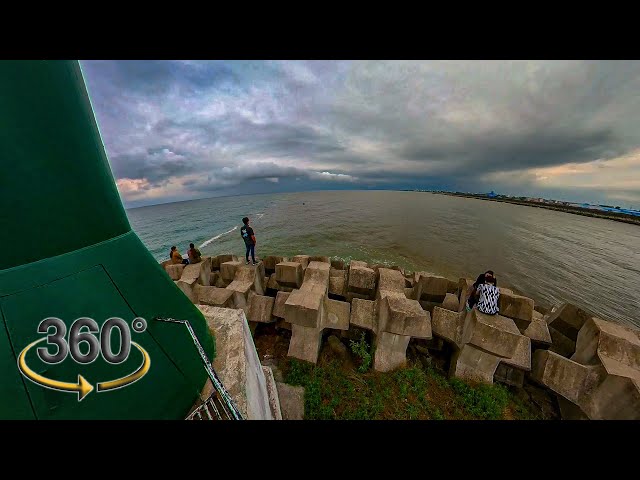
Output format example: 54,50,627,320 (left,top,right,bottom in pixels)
247,294,275,323
165,263,185,280
212,254,237,271
432,306,464,346
175,278,197,304
377,268,406,298
266,273,280,291
457,278,474,312
284,286,325,328
303,261,330,285
287,324,323,364
348,264,377,295
275,262,303,288
197,306,274,419
180,256,212,286
378,295,431,339
373,331,411,372
227,263,265,296
194,284,235,308
350,298,377,331
273,291,291,319
499,335,531,371
549,326,577,358
414,273,449,302
323,298,350,331
329,272,347,297
546,302,593,341
463,310,522,359
350,260,369,268
263,255,287,272
499,292,534,329
574,317,640,369
524,315,552,346
494,363,525,388
442,293,460,311
450,344,501,384
220,260,242,282
291,255,310,269
531,349,603,405
275,382,305,420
